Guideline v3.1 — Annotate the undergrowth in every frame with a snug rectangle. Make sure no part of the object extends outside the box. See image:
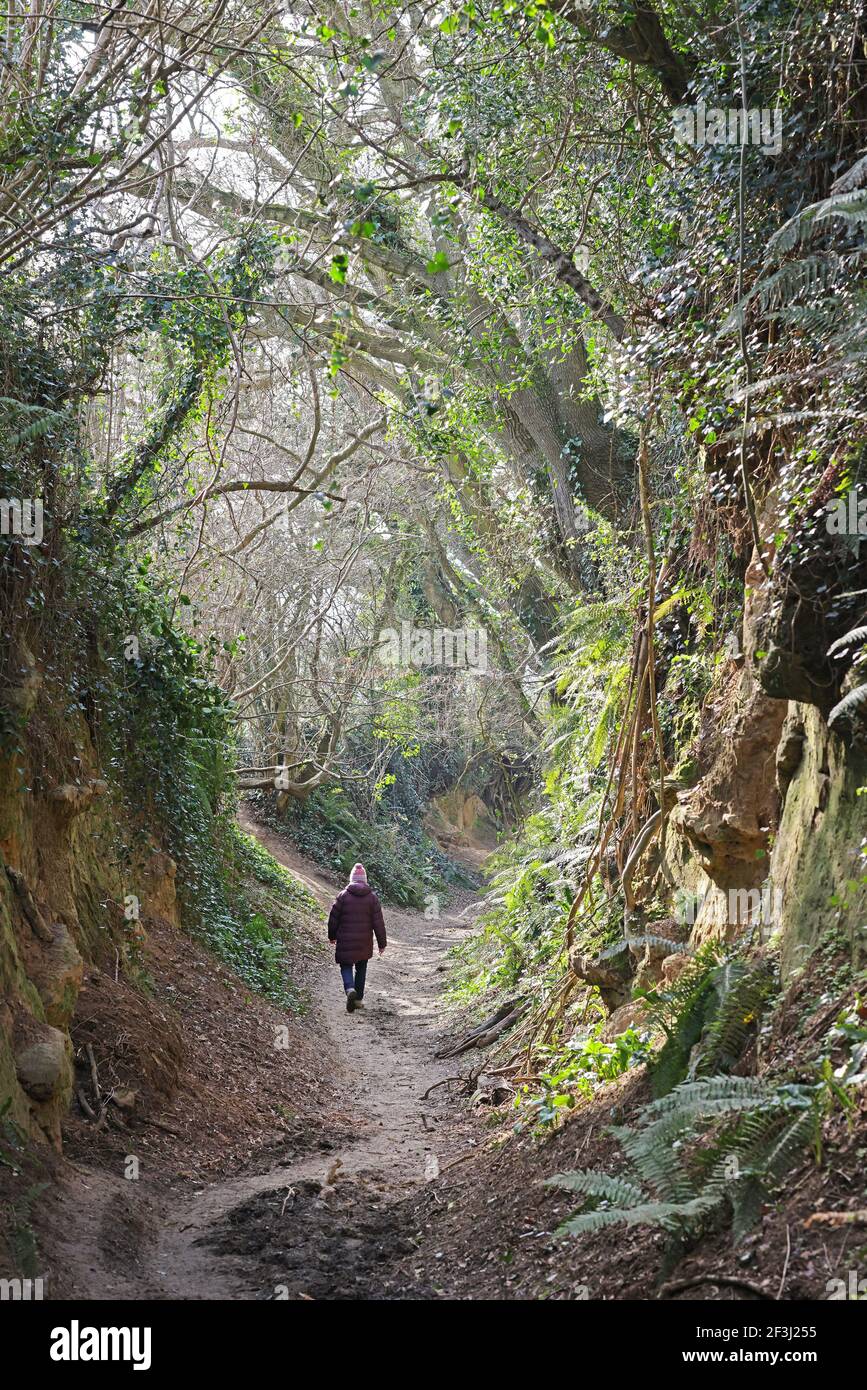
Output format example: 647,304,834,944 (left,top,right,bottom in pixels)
205,822,317,1009
515,1025,651,1135
250,781,471,907
546,960,867,1264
